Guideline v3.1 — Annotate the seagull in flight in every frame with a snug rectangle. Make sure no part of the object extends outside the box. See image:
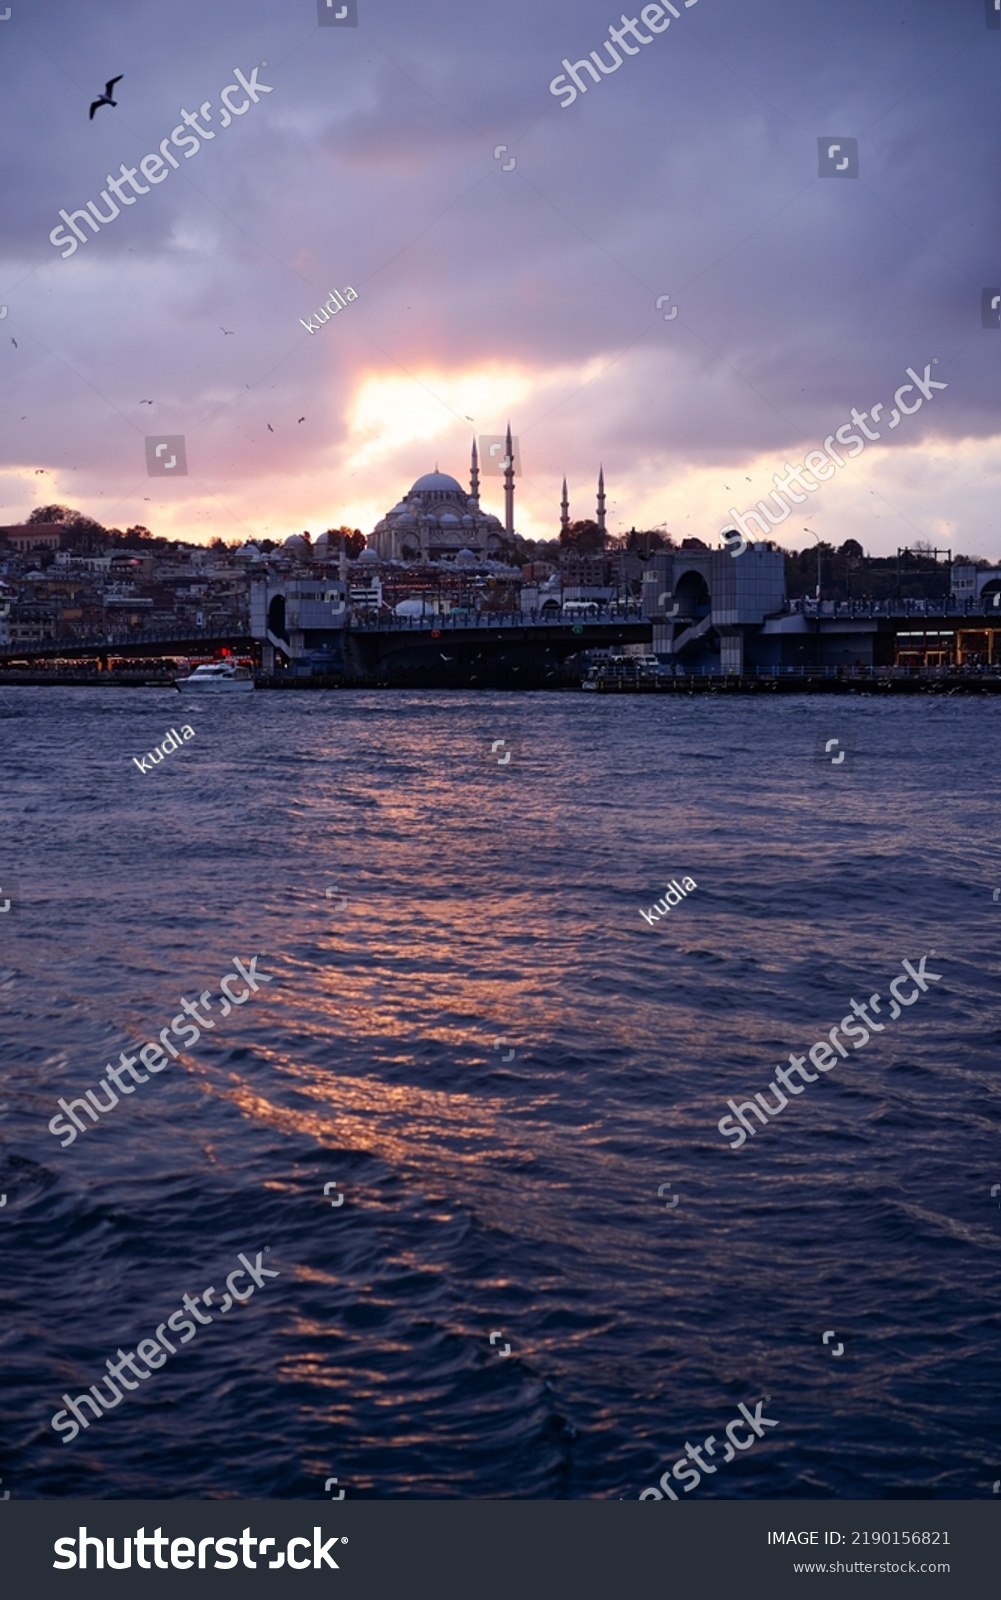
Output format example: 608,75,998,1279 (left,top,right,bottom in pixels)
298,416,305,423
90,76,122,119
139,399,154,405
220,327,234,335
267,423,274,433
